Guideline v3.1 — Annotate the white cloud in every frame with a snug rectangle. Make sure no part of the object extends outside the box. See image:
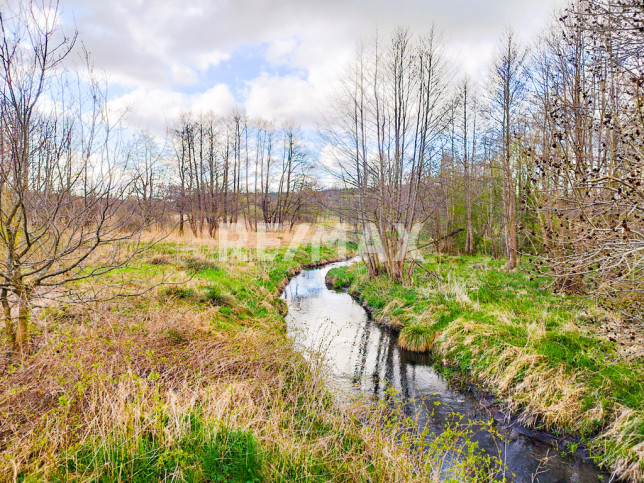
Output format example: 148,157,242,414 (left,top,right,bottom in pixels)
67,0,566,90
196,51,231,71
245,73,327,128
266,38,299,67
106,84,236,137
191,85,237,116
62,0,568,136
446,39,497,79
319,143,341,172
170,63,199,85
